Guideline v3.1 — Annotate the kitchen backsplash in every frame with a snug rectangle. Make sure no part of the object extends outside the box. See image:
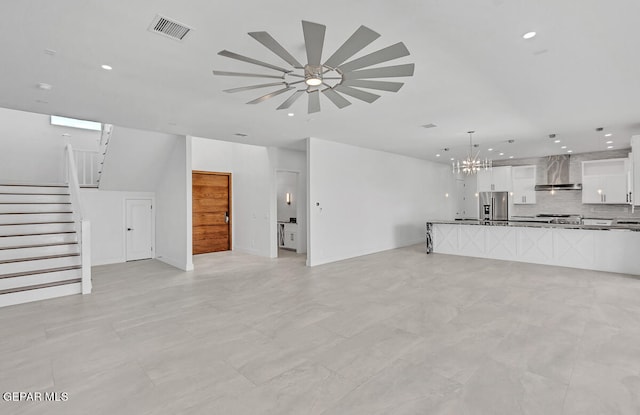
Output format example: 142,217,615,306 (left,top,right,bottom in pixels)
494,149,640,220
